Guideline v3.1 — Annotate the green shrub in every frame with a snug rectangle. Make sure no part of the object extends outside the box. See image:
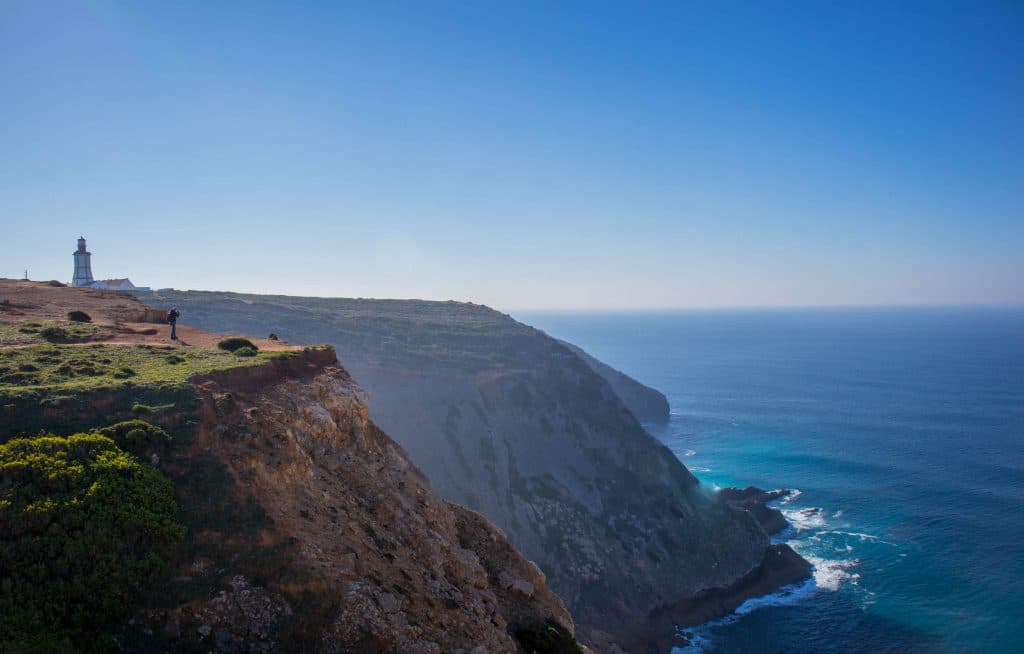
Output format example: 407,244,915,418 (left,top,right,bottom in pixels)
232,346,257,357
217,337,258,353
40,326,70,343
131,403,152,414
0,433,185,651
112,366,137,379
165,355,185,365
66,310,92,323
97,419,171,452
46,280,66,287
515,621,583,654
